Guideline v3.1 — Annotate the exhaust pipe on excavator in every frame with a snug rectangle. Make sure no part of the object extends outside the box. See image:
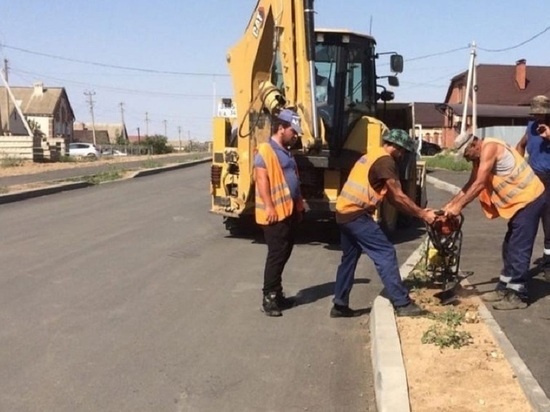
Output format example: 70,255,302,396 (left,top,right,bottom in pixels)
304,0,320,145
